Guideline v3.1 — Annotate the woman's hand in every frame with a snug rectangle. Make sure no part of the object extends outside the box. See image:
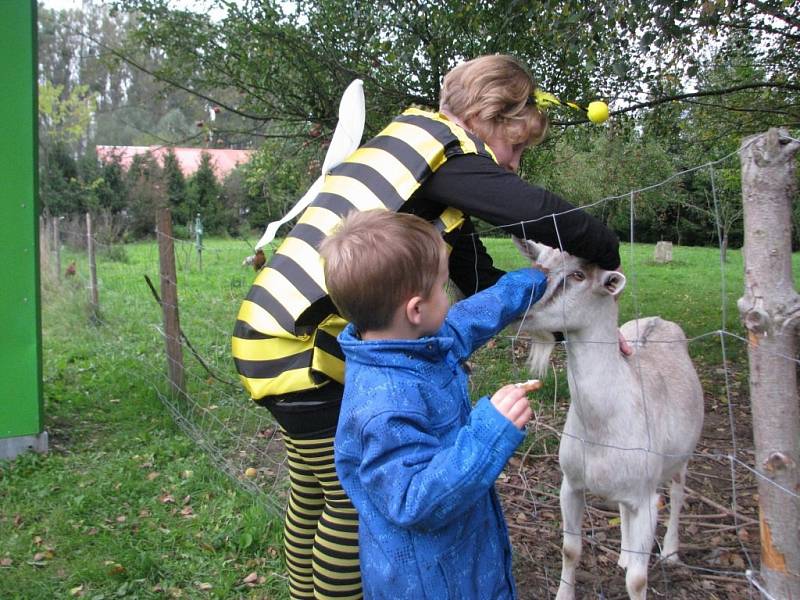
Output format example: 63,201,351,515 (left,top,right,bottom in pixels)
618,330,633,356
